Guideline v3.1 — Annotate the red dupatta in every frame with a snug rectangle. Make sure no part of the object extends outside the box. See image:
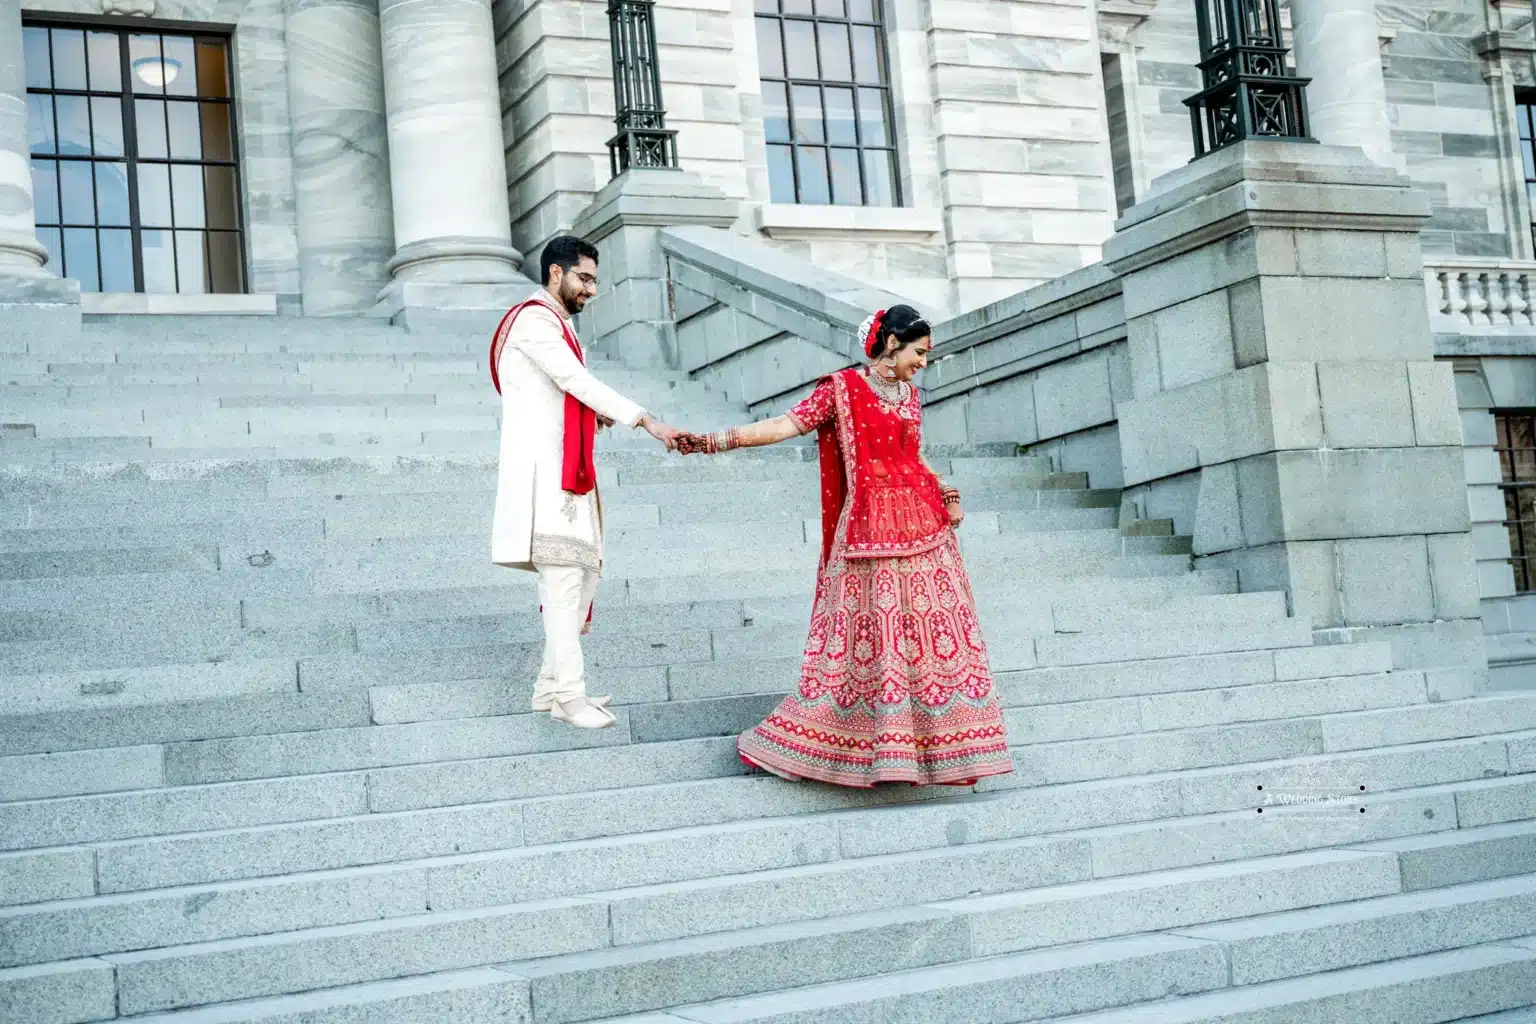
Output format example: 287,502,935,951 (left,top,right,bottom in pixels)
489,295,598,495
812,368,949,568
